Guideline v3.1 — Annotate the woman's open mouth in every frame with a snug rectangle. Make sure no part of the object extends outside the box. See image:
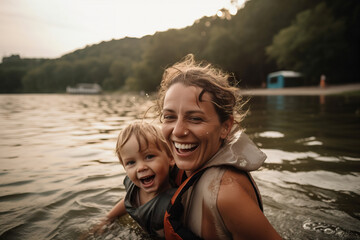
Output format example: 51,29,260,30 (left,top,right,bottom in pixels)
174,142,198,154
